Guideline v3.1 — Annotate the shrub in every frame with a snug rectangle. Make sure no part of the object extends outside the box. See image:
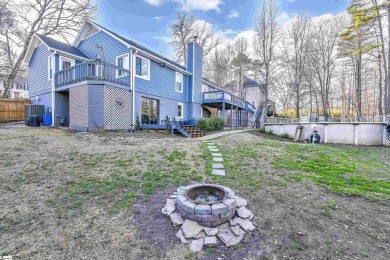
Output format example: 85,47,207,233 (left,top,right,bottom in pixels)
198,118,211,131
280,133,289,138
198,117,224,131
259,127,266,133
210,117,224,131
266,129,273,135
